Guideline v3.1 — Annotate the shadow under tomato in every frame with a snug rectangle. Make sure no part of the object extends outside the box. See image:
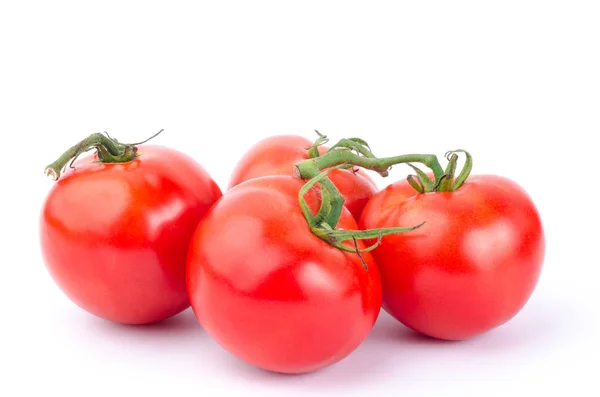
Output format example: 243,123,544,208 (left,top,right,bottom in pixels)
368,311,461,345
82,307,205,345
370,294,574,352
214,345,394,390
211,311,397,389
